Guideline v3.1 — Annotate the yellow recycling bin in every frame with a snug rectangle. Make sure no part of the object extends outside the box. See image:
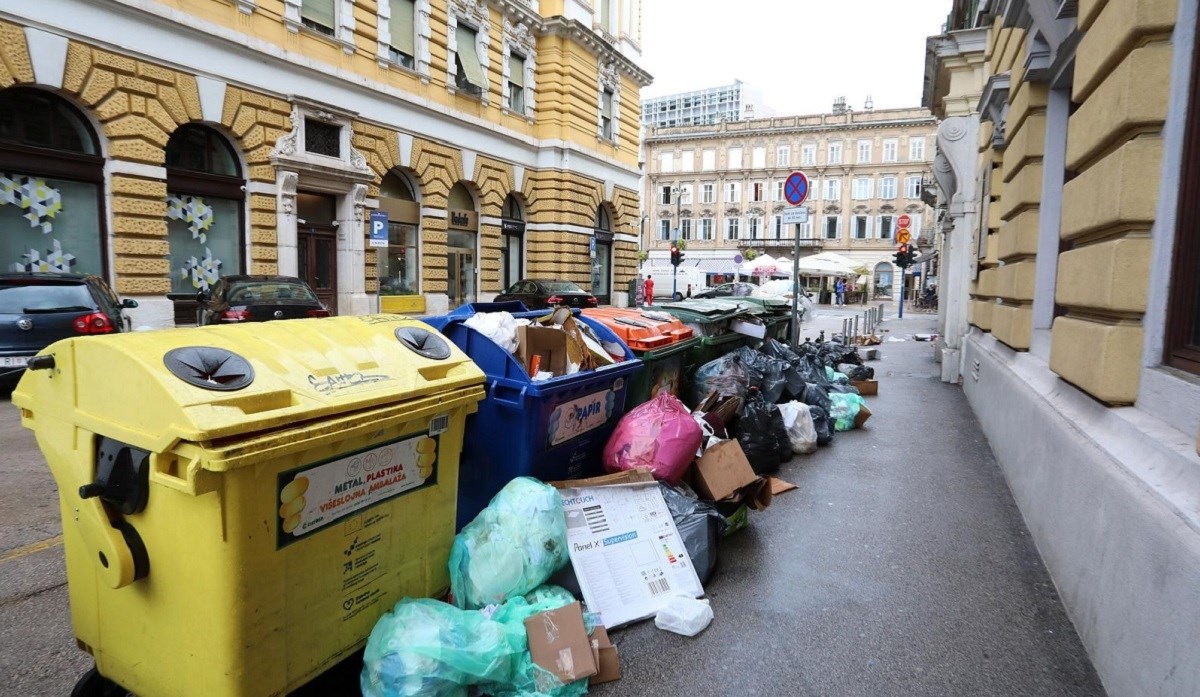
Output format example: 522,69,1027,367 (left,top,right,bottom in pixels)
13,315,485,697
